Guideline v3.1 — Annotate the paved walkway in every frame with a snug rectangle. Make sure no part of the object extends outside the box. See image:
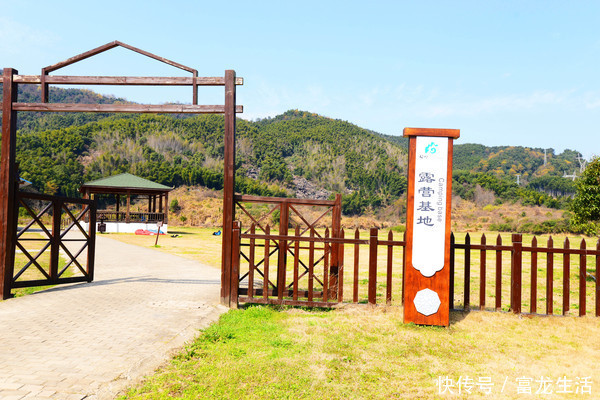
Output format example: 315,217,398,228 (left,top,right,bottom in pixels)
0,235,227,399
